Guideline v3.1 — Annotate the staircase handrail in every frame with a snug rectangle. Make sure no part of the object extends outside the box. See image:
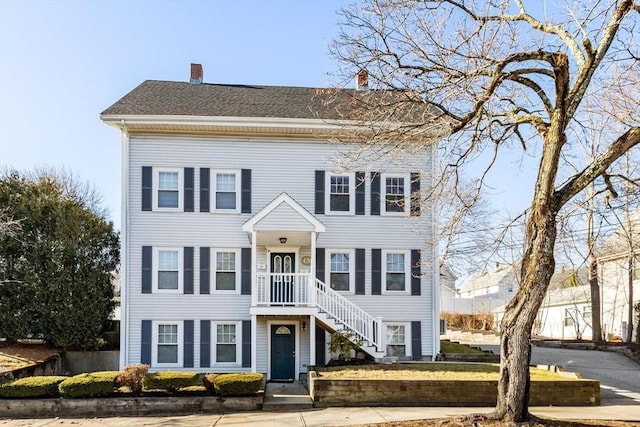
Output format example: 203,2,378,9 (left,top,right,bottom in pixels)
314,278,382,353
